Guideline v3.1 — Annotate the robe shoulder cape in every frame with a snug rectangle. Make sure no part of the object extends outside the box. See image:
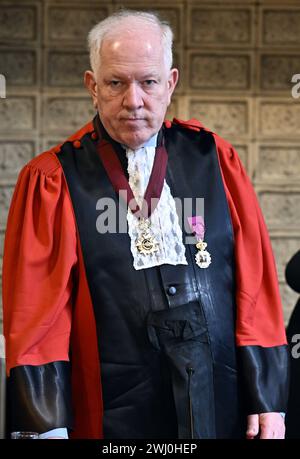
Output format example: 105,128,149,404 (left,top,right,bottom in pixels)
3,118,288,438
